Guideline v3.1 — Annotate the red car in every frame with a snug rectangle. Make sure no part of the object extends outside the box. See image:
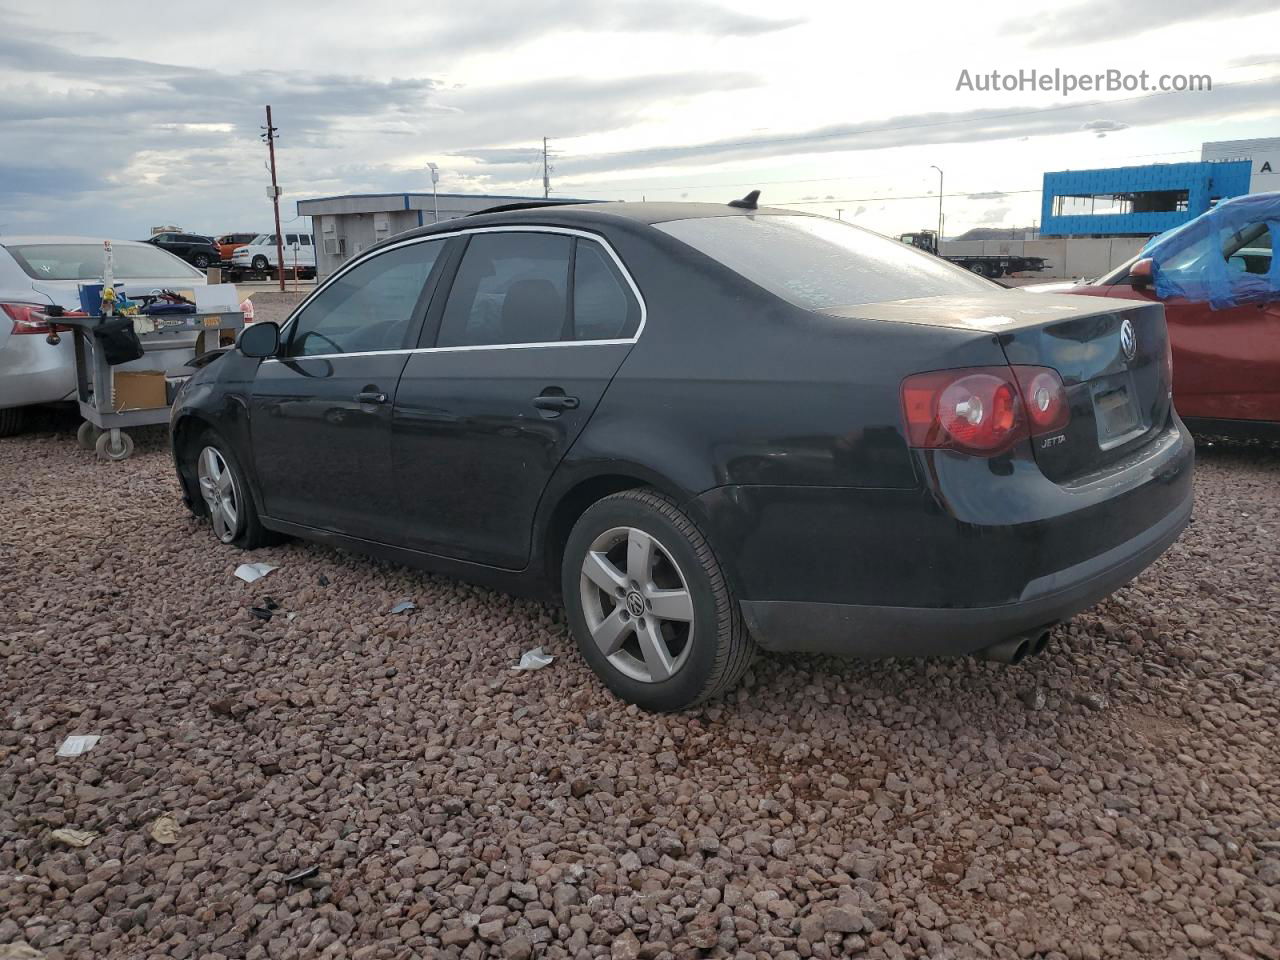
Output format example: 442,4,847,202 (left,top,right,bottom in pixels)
1036,194,1279,438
